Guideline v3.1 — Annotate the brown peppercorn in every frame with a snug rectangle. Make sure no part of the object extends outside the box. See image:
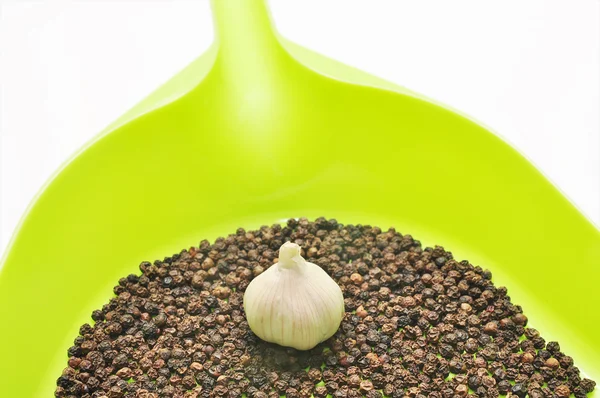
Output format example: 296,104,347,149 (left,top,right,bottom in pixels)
348,374,360,387
483,321,498,335
512,313,528,326
350,273,363,285
253,265,265,277
212,285,231,299
308,368,322,383
545,357,560,370
455,384,468,396
68,357,82,369
555,384,570,397
115,367,131,379
314,385,328,398
191,271,206,288
482,376,496,388
190,362,203,372
359,380,374,392
521,352,534,364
